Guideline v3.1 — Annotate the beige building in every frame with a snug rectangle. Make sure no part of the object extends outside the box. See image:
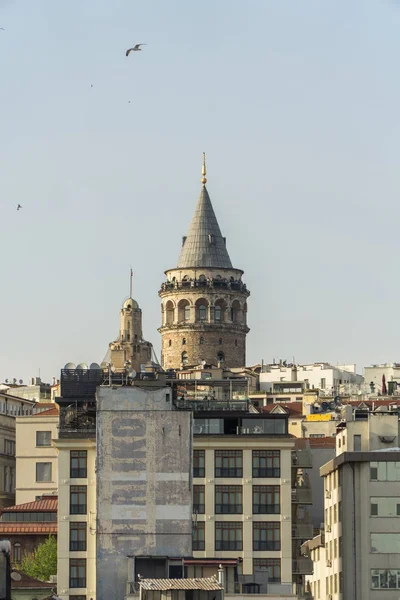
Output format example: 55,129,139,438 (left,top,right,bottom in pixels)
158,156,250,370
16,406,59,504
303,408,400,600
